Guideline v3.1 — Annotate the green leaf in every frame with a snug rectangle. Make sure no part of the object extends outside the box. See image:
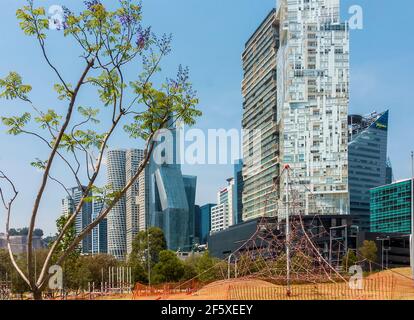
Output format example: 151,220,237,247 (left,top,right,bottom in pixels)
1,113,31,135
0,72,32,101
